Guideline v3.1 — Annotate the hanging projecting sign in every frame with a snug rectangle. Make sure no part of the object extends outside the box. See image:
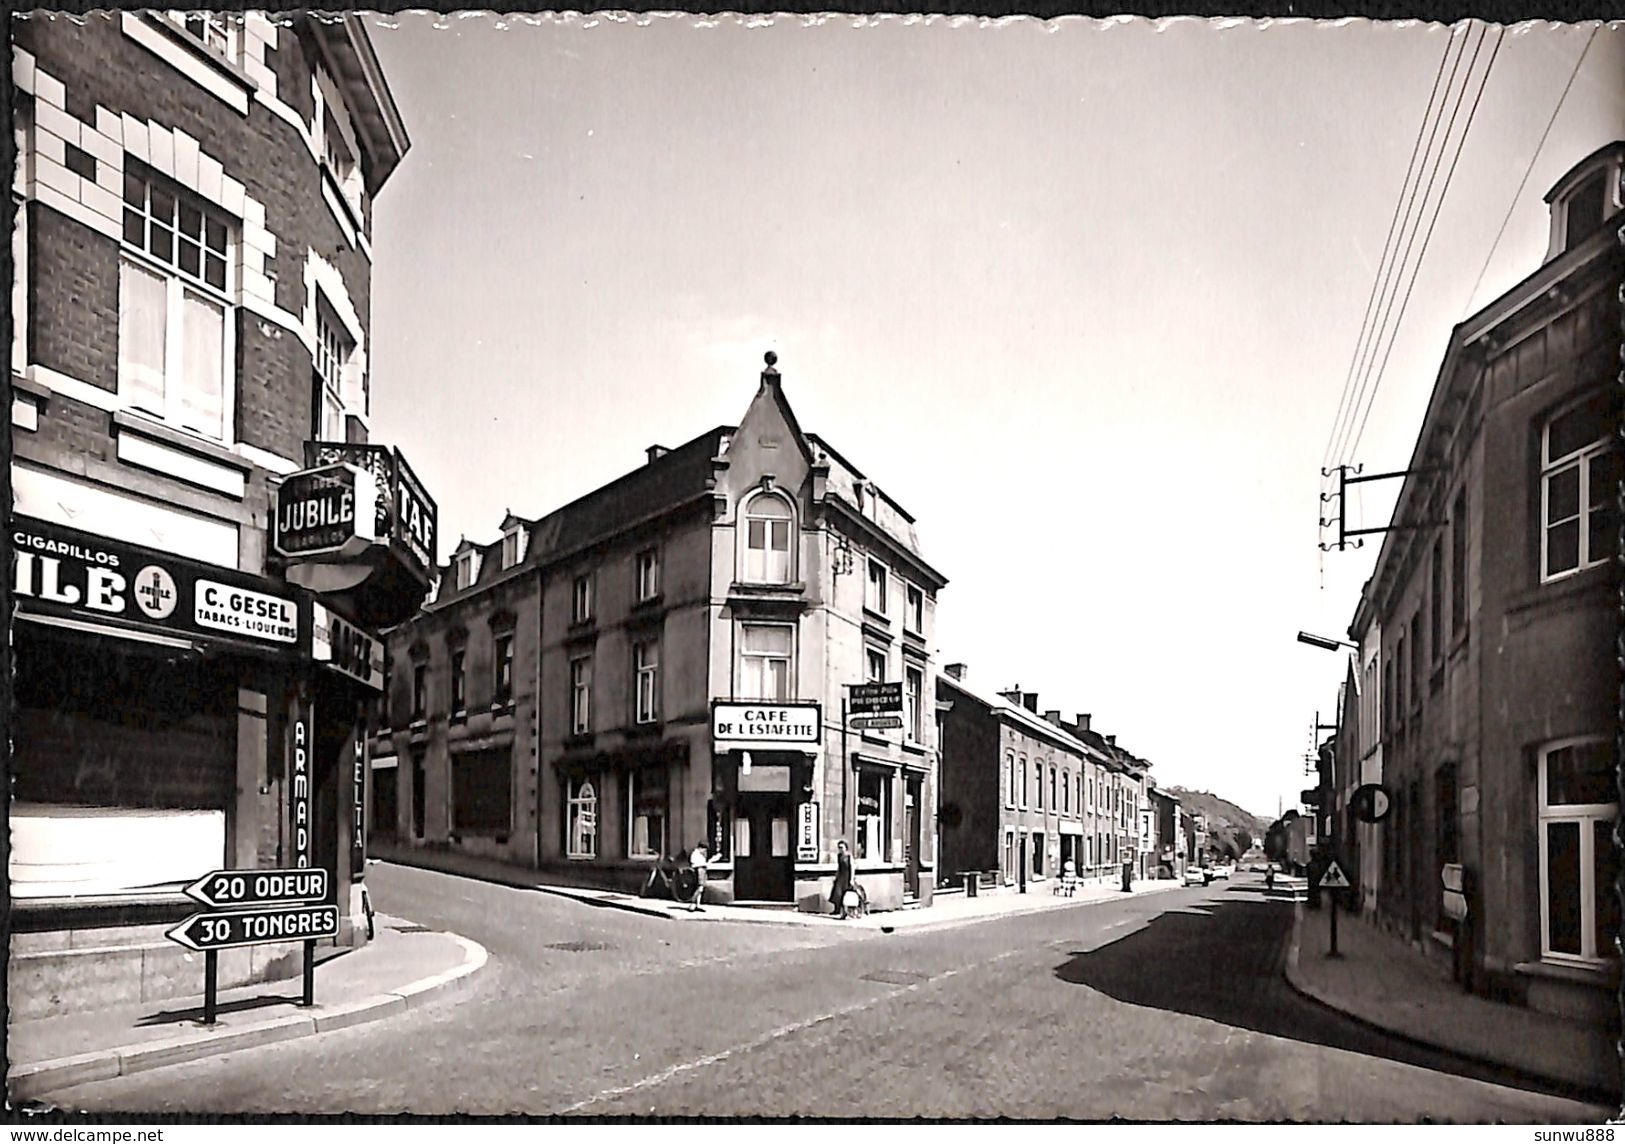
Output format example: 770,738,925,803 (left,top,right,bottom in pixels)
849,682,903,715
311,602,384,690
272,463,378,560
712,702,822,744
13,516,306,651
1349,783,1393,824
306,442,439,583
